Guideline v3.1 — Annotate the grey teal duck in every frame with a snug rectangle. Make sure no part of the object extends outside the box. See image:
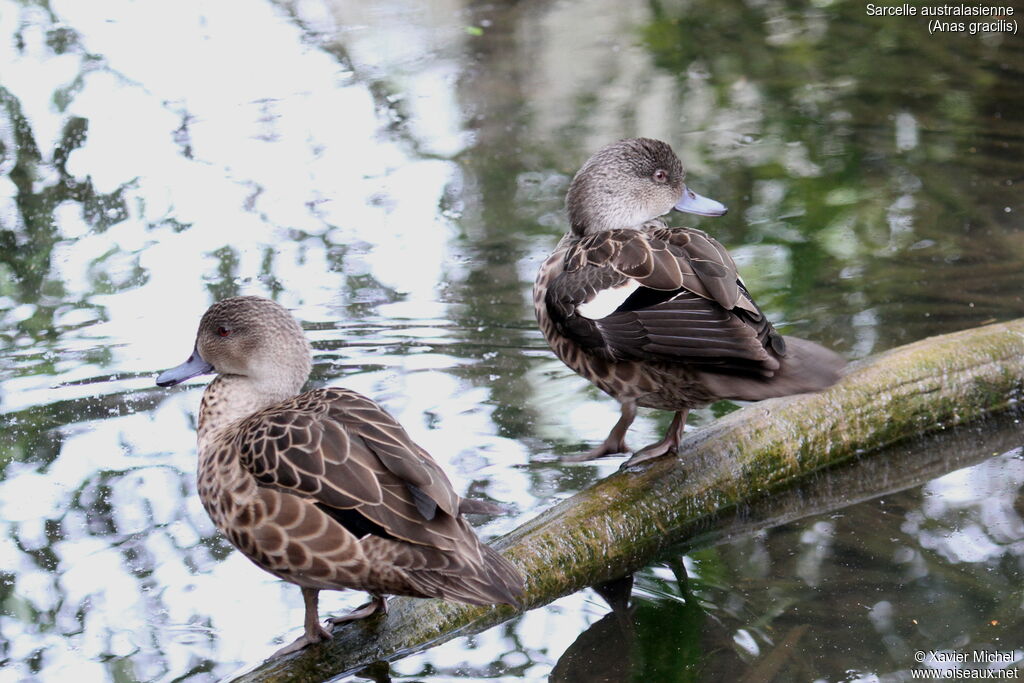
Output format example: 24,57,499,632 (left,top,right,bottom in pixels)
156,296,524,657
534,138,845,466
